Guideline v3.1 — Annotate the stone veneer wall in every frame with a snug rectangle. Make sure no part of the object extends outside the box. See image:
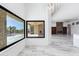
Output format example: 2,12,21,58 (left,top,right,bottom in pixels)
56,22,63,34
0,9,7,49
